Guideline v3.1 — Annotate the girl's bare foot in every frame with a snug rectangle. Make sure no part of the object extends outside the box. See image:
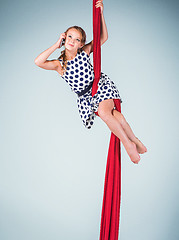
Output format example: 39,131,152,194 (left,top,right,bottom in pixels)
135,137,147,154
126,142,141,164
